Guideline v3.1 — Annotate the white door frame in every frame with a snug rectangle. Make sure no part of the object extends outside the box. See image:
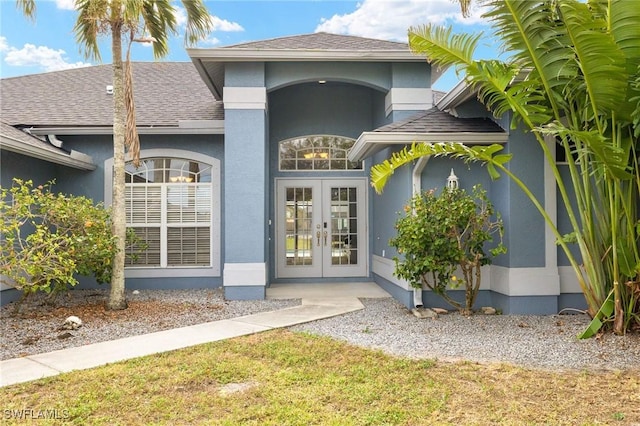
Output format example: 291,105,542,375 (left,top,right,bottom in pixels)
275,178,368,279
